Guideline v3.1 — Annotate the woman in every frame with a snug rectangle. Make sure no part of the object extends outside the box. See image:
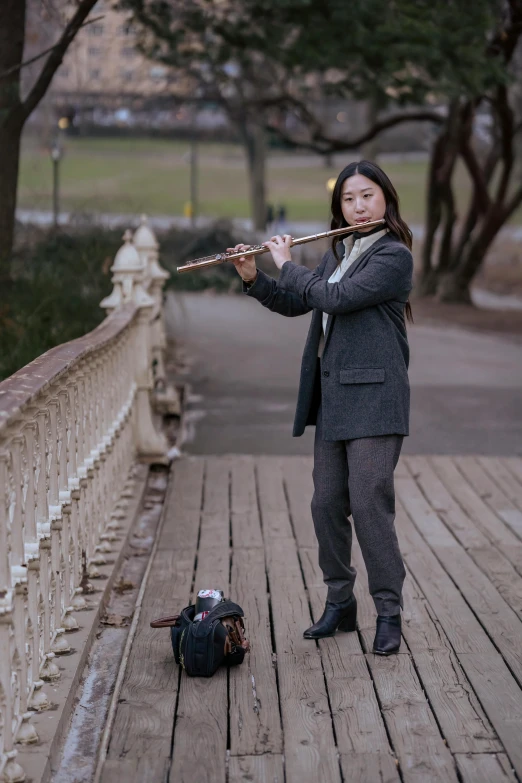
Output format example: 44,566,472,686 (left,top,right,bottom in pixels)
228,160,413,655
